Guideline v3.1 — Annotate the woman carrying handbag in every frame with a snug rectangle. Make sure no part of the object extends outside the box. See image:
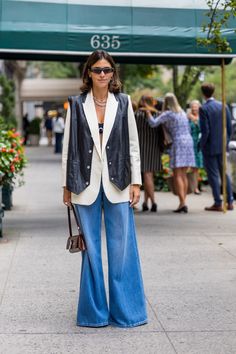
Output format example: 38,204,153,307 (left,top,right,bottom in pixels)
62,50,147,328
